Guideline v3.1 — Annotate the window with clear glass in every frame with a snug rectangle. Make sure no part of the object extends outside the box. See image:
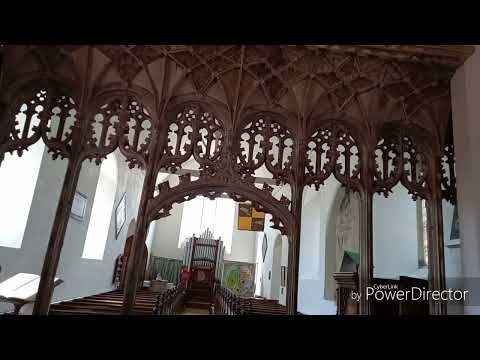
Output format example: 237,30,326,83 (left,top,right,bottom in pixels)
178,196,235,253
0,140,45,249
